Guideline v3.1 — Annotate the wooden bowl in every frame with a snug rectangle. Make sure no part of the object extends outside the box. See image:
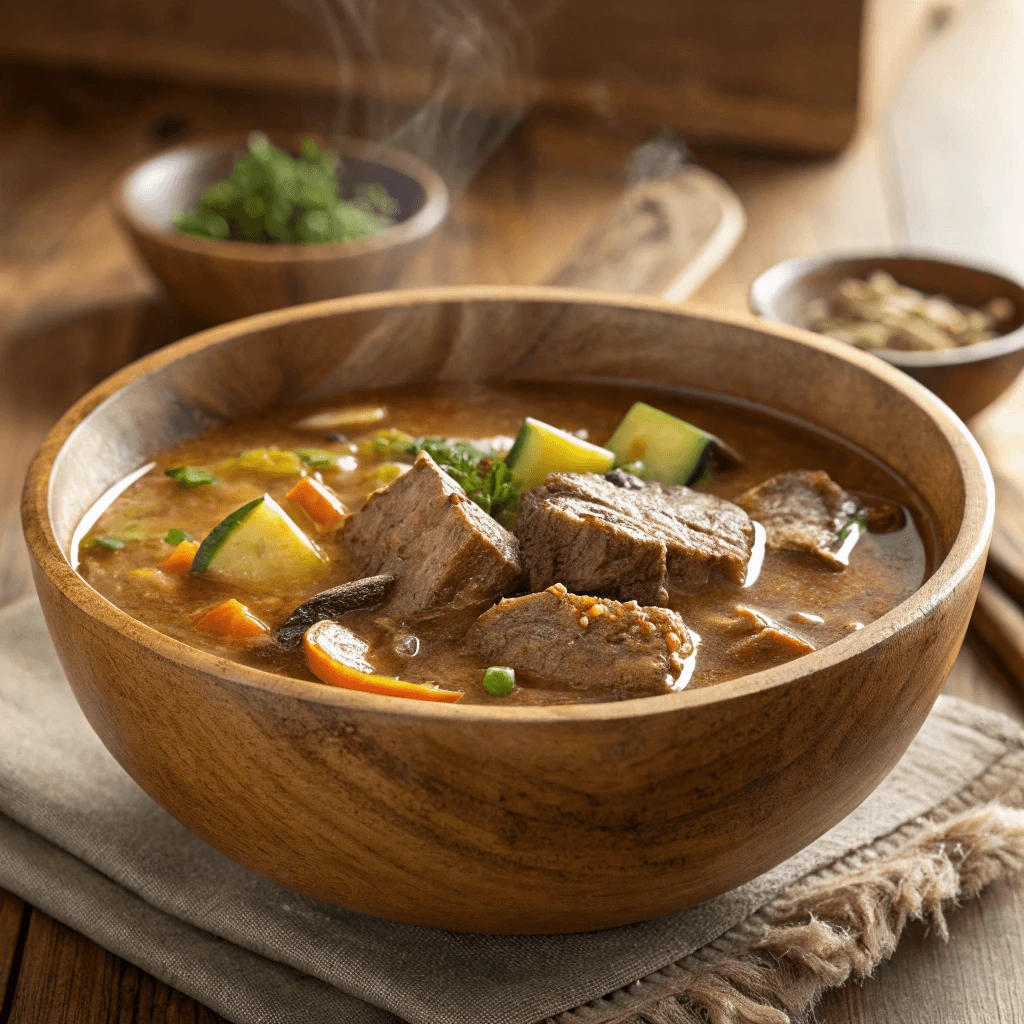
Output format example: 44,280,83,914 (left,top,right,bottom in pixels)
22,288,992,933
749,254,1024,420
113,135,449,324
